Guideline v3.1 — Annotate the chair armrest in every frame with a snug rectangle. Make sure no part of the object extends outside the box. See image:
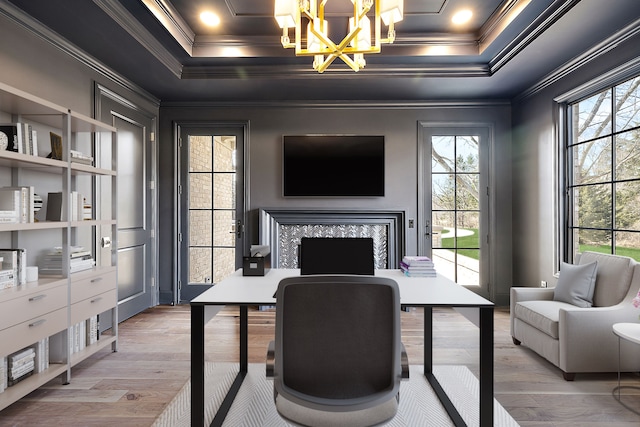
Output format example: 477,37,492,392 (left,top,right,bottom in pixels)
559,304,640,372
510,287,555,334
266,340,275,378
401,343,409,380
